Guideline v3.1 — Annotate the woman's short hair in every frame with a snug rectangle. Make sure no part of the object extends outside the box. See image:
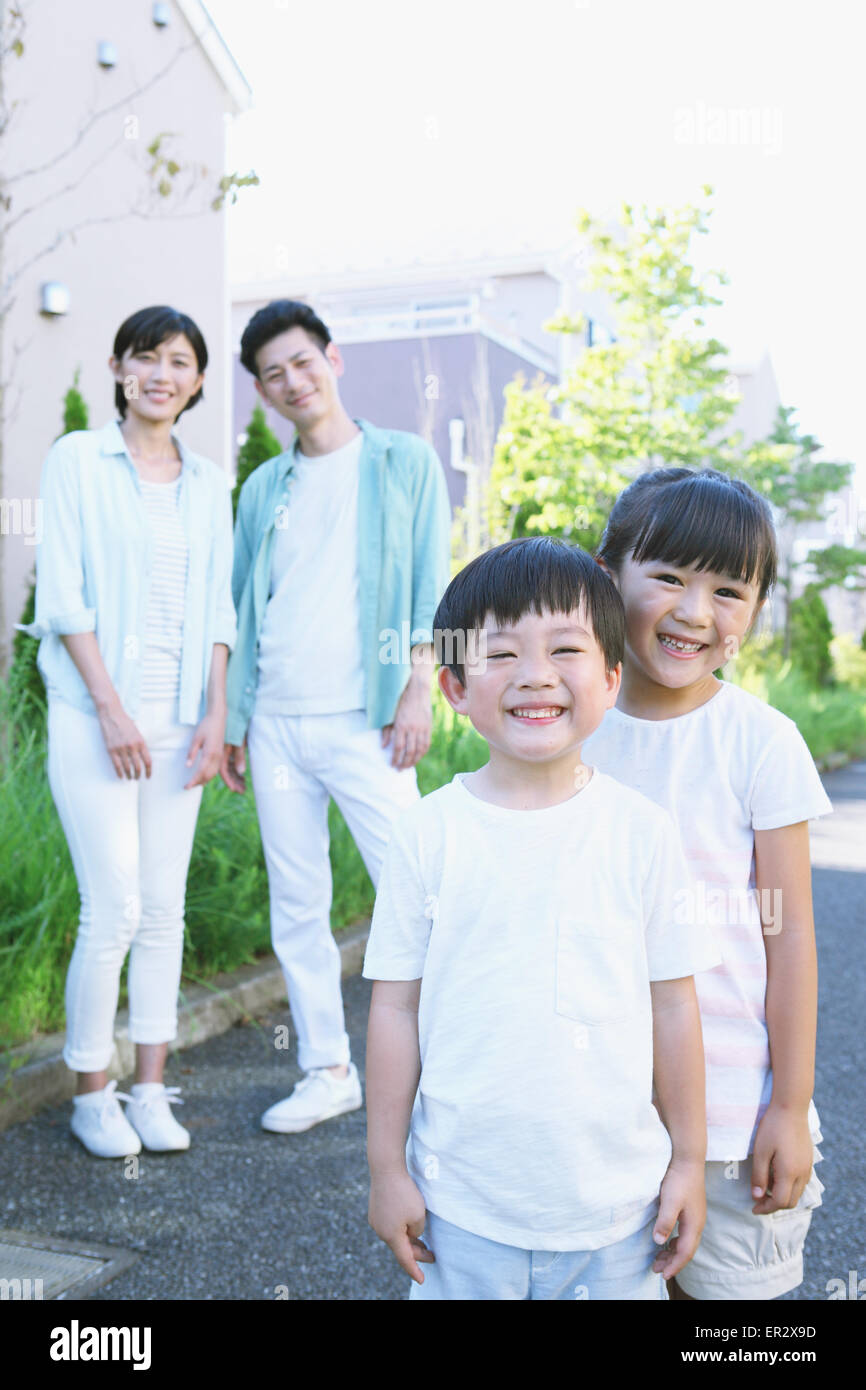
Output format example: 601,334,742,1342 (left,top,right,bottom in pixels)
113,306,208,420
